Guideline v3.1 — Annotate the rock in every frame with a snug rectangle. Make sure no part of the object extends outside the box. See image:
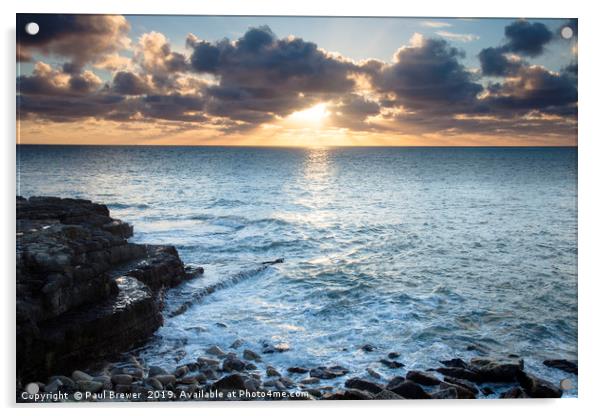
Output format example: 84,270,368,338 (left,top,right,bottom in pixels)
287,366,309,374
111,374,133,385
212,374,247,391
242,349,262,362
438,382,476,399
266,366,281,377
262,342,290,353
305,388,323,398
435,367,481,383
197,357,220,368
154,374,176,386
543,359,578,375
43,379,63,393
405,370,441,386
148,366,167,377
366,368,382,379
147,377,163,390
245,363,258,371
387,352,400,359
373,389,404,400
380,359,404,369
443,376,479,394
48,375,75,389
440,358,468,368
300,377,320,385
517,371,563,398
114,384,131,394
469,357,524,382
222,355,246,372
387,380,430,399
77,380,104,393
343,389,374,400
309,366,348,379
71,370,93,382
386,376,405,389
179,376,199,385
431,388,459,399
120,367,144,379
344,377,384,394
206,345,226,356
481,386,495,396
174,365,189,378
361,344,377,352
500,386,528,398
279,377,295,388
93,375,112,390
229,339,244,349
17,197,200,383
